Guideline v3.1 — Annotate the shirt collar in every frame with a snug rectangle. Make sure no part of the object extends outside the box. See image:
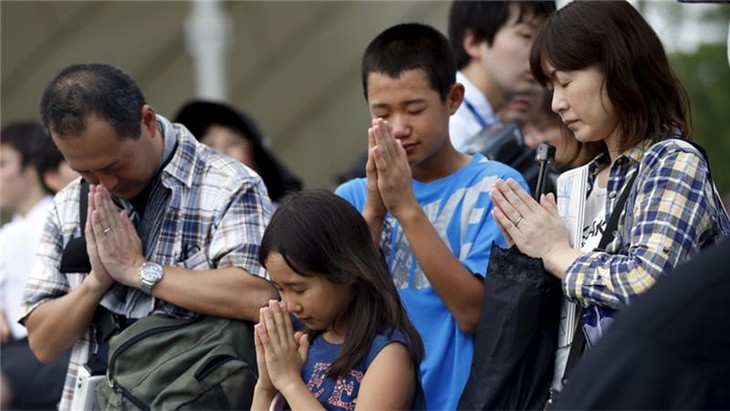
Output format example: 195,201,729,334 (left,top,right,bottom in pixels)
157,115,177,166
586,139,653,178
457,71,497,124
158,114,199,190
11,196,54,223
